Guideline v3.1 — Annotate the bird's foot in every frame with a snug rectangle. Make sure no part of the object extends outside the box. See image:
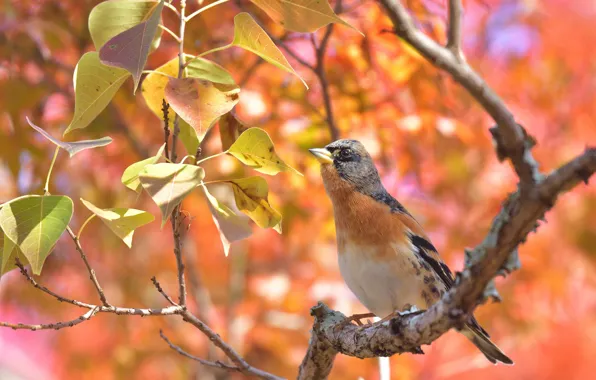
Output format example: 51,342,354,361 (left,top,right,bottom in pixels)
371,305,425,327
338,312,376,328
